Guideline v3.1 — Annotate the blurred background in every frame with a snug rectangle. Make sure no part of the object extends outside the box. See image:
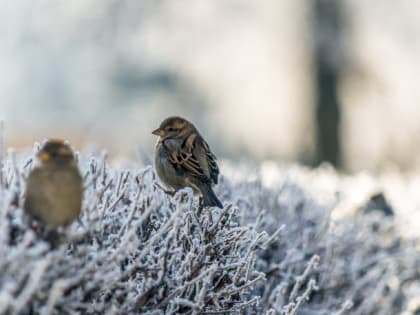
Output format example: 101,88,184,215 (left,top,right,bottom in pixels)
1,0,420,172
